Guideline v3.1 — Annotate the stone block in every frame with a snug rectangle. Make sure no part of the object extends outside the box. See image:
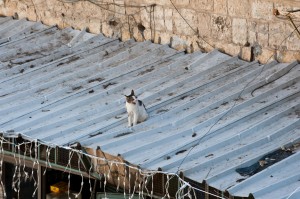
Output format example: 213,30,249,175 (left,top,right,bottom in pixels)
216,42,241,56
269,21,287,48
241,46,252,61
88,18,101,34
190,0,213,11
228,0,250,17
140,8,151,29
232,18,248,45
214,0,228,15
121,28,131,41
170,0,190,7
248,21,257,44
276,50,300,63
102,22,114,37
194,36,215,52
164,8,173,32
133,26,145,42
255,47,275,63
143,29,152,41
173,8,197,36
159,32,171,45
198,12,211,36
211,14,232,42
153,5,165,31
252,0,274,20
286,29,300,51
170,35,188,51
257,23,268,47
